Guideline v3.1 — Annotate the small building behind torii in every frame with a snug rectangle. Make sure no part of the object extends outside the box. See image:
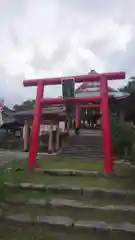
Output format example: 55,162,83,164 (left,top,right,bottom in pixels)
14,104,70,153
